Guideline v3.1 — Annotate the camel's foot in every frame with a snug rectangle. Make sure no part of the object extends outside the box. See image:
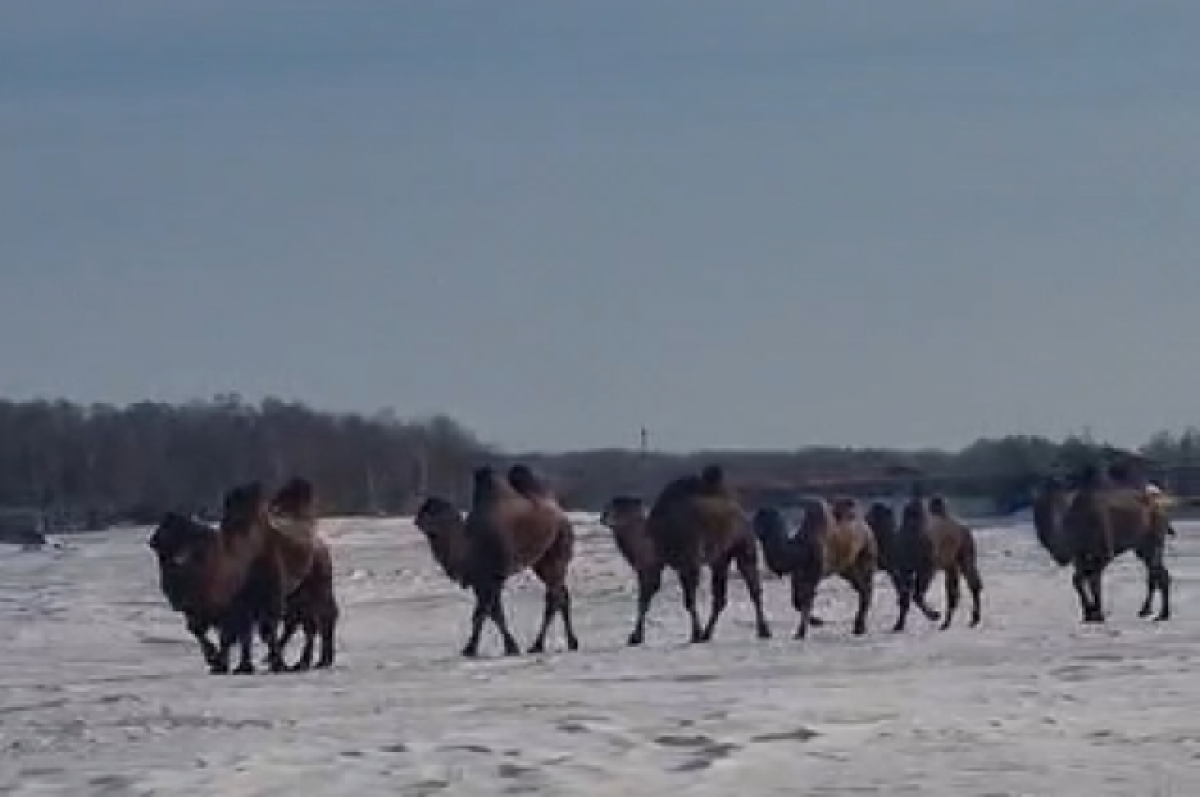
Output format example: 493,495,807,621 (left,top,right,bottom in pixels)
460,643,480,658
920,607,941,622
1081,610,1106,624
208,660,230,675
1138,605,1153,619
315,654,334,669
755,622,772,640
502,641,522,657
1154,610,1171,623
566,635,580,651
969,614,981,628
233,661,255,675
626,631,644,647
291,657,313,673
807,616,826,628
891,619,906,633
851,620,867,636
